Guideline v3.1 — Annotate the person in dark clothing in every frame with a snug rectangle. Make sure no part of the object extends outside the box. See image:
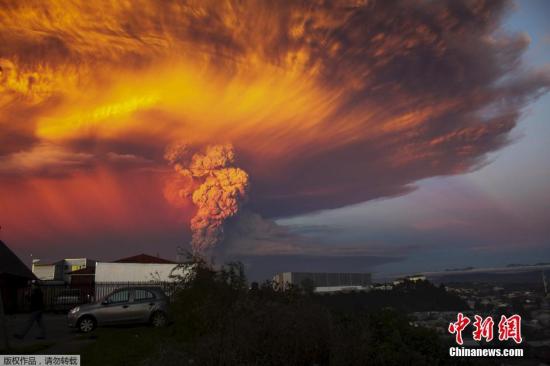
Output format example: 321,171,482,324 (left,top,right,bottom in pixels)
14,282,46,339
